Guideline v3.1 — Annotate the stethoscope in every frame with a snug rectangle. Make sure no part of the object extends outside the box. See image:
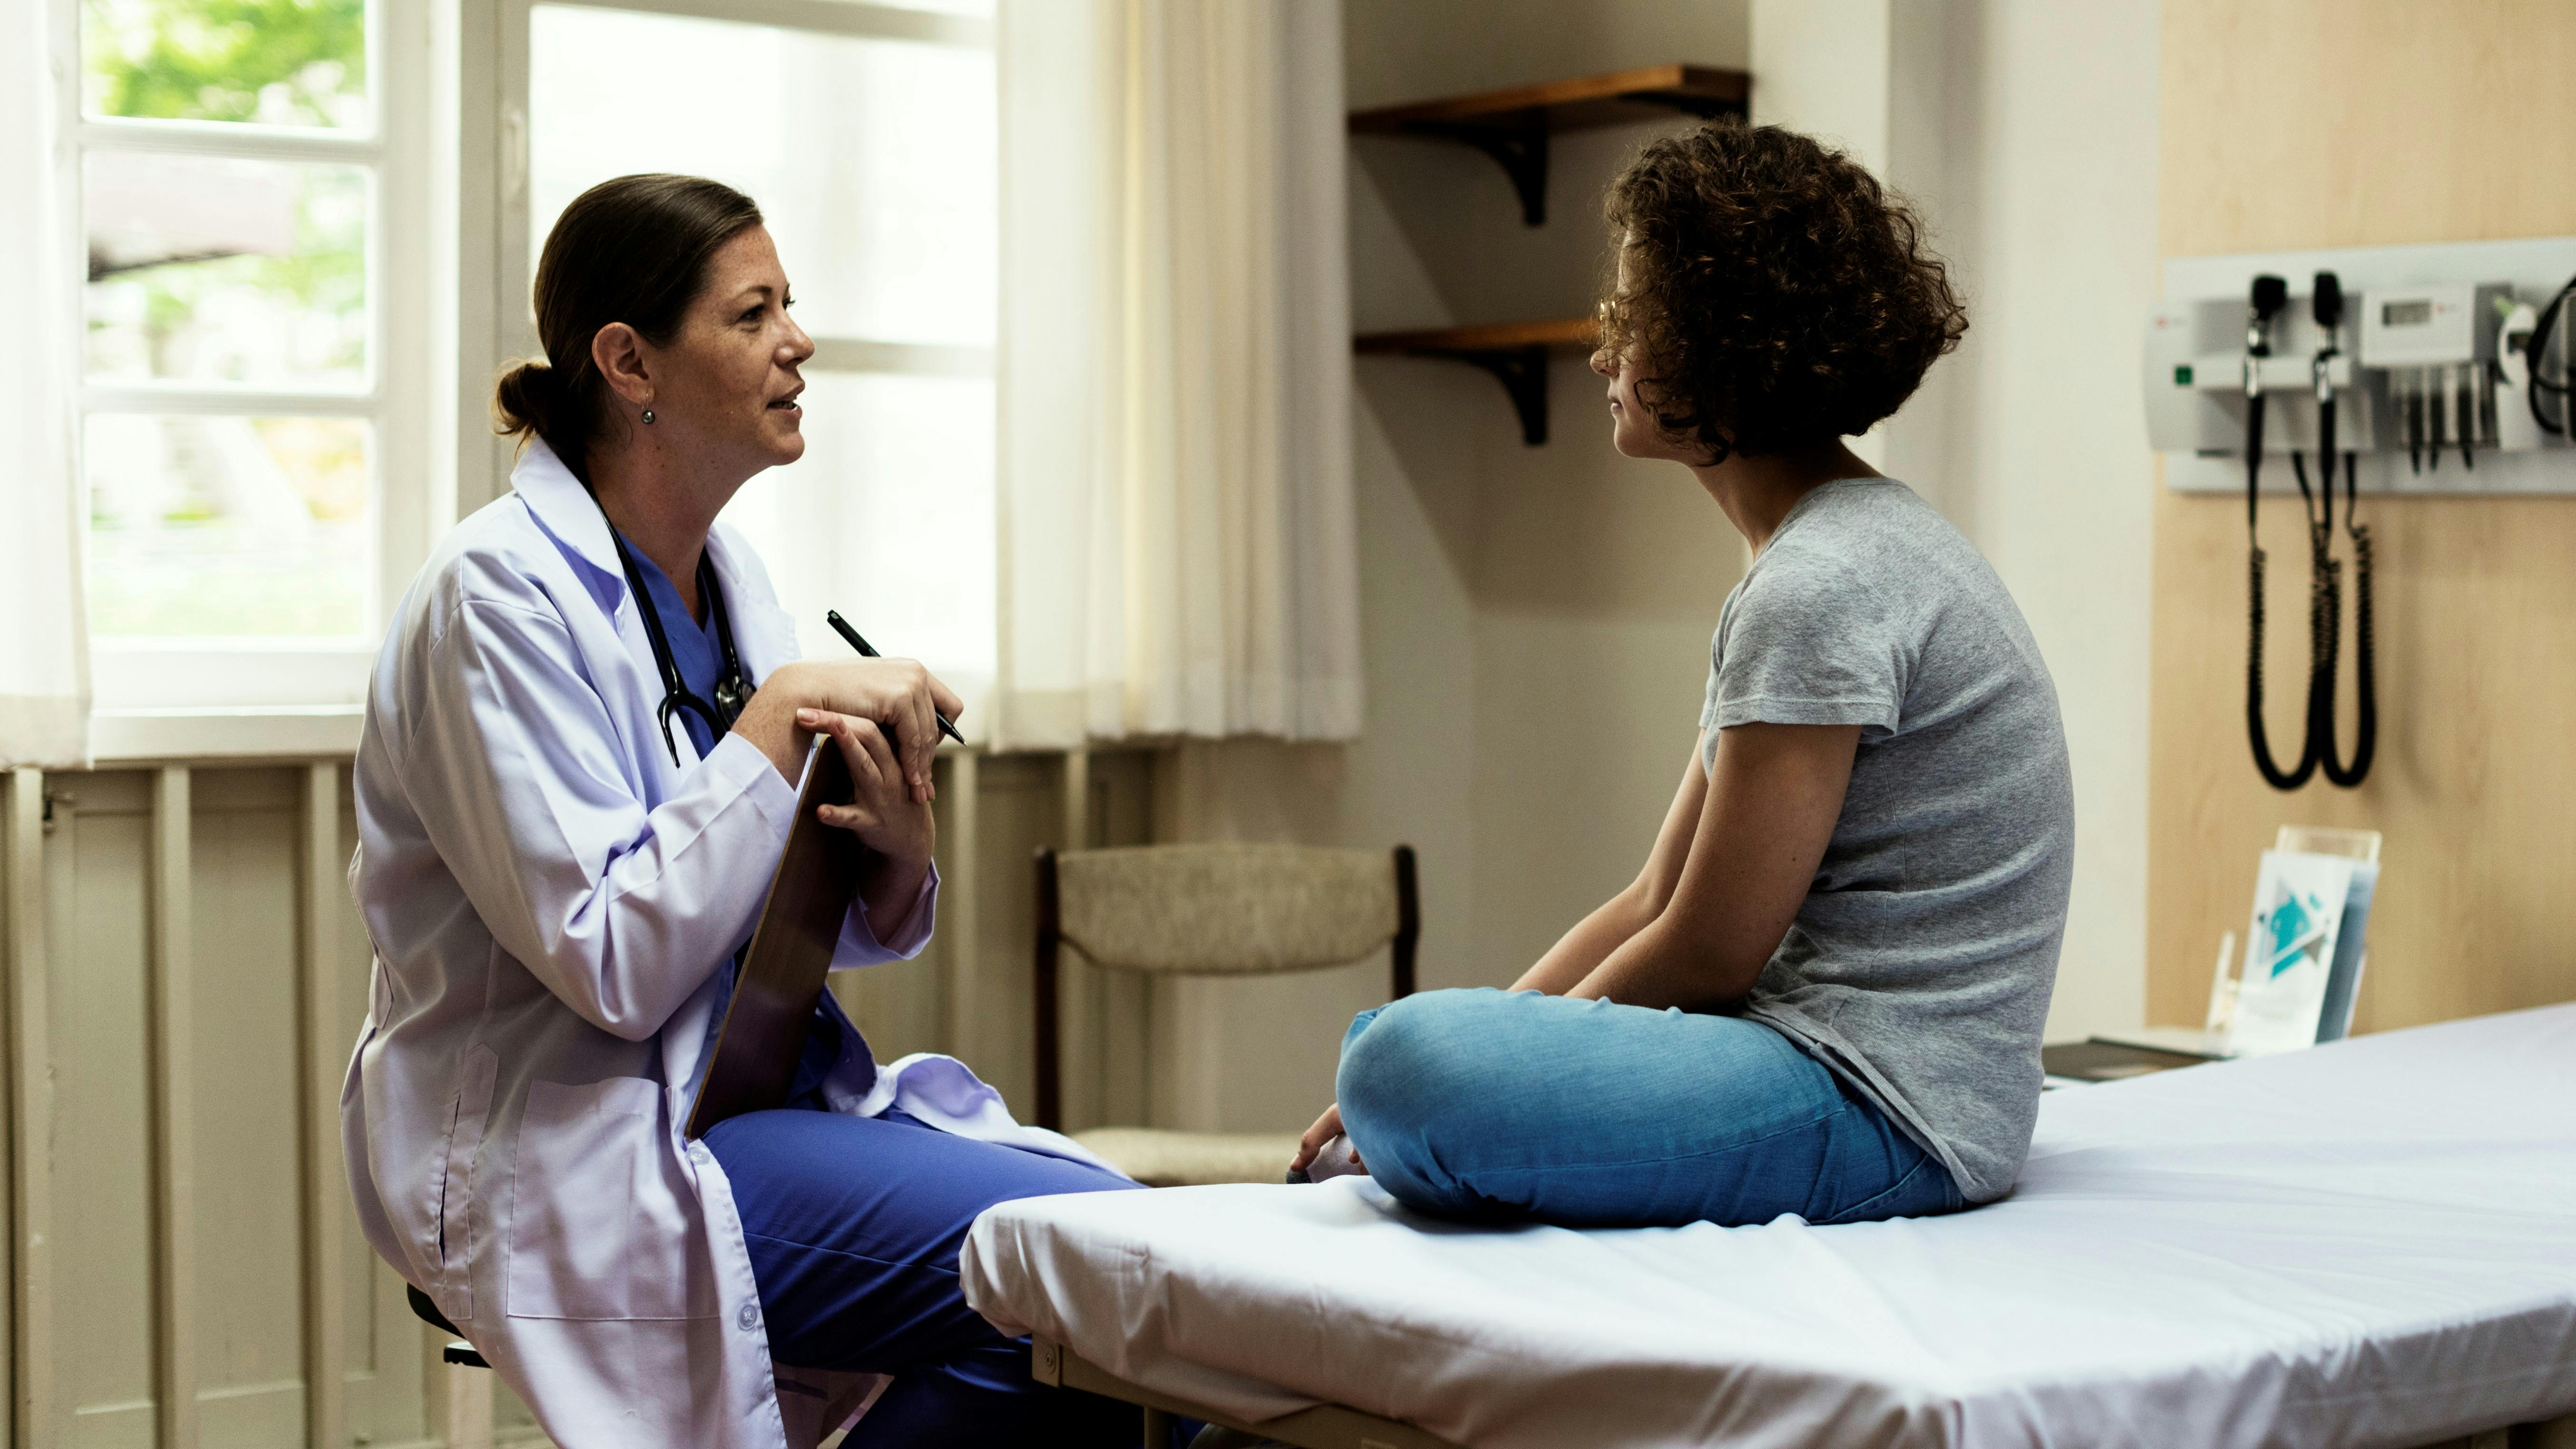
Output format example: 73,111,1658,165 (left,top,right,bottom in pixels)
2241,271,2375,792
587,487,755,767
